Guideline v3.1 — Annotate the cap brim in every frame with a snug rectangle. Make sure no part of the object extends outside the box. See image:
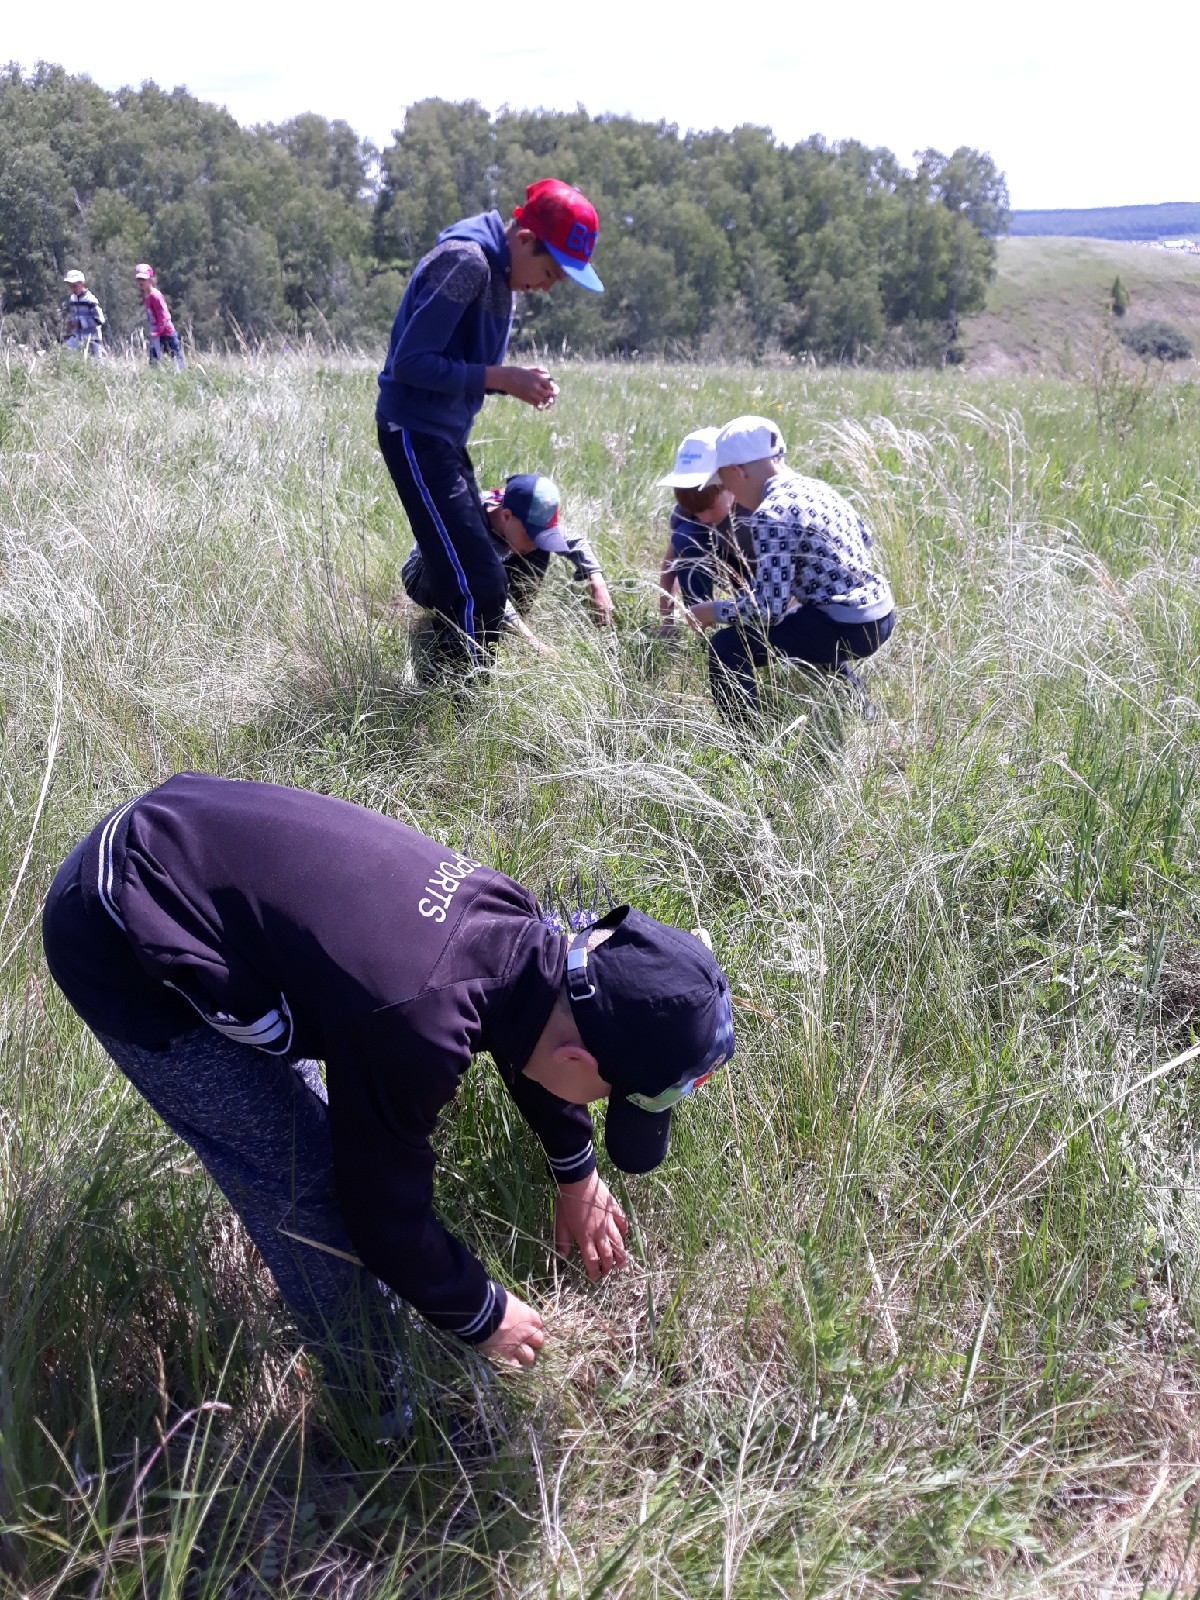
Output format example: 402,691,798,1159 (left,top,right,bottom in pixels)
603,1094,672,1174
657,469,720,489
531,525,574,554
545,244,604,293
